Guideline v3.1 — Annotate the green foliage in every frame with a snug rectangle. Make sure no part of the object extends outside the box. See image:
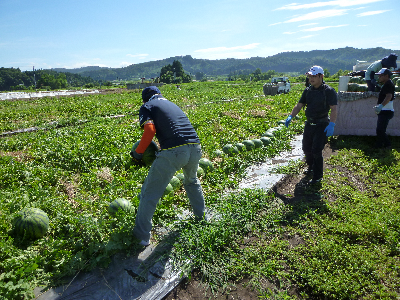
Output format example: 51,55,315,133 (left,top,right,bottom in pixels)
160,60,191,84
1,82,399,299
